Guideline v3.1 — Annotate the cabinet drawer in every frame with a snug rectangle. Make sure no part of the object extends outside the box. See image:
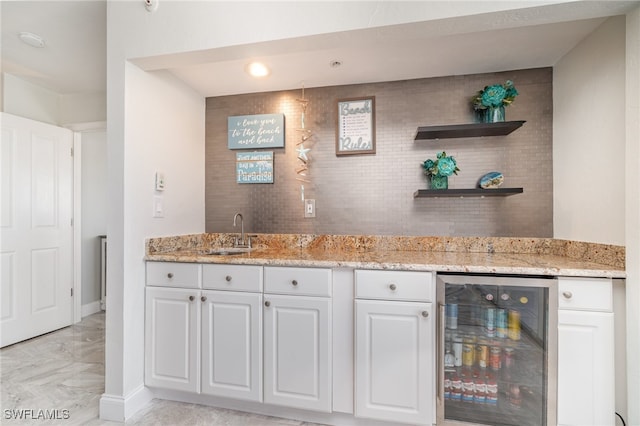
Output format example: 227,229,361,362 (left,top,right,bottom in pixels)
355,270,433,302
264,267,332,297
558,277,612,312
202,264,263,292
146,262,201,288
